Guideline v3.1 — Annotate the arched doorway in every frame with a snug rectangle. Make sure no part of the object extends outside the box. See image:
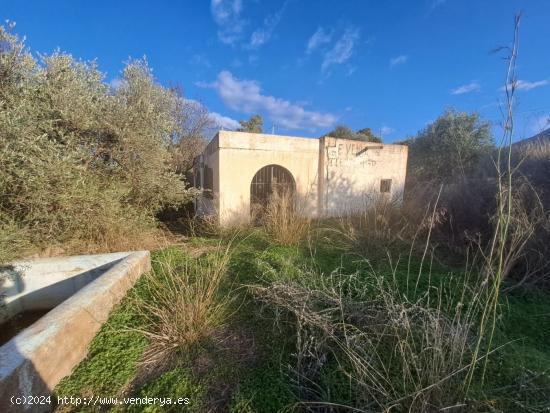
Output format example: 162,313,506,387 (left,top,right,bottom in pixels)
250,164,295,220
